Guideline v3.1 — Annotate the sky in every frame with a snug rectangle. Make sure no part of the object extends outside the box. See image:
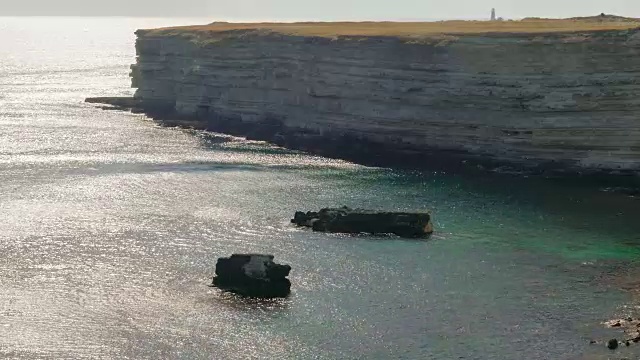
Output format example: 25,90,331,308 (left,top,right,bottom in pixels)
1,0,639,20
